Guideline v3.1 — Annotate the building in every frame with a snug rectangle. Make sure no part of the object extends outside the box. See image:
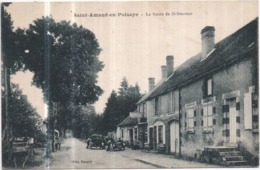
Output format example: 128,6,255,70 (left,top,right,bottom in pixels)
117,112,145,147
137,18,258,159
